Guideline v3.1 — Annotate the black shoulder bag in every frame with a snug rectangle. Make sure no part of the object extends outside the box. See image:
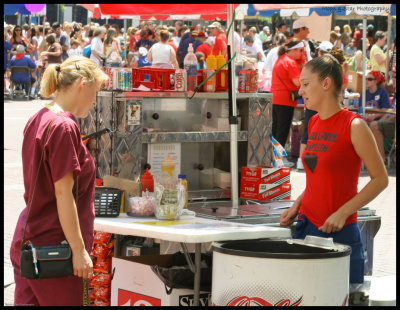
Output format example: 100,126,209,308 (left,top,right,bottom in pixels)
19,116,75,279
276,72,302,101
